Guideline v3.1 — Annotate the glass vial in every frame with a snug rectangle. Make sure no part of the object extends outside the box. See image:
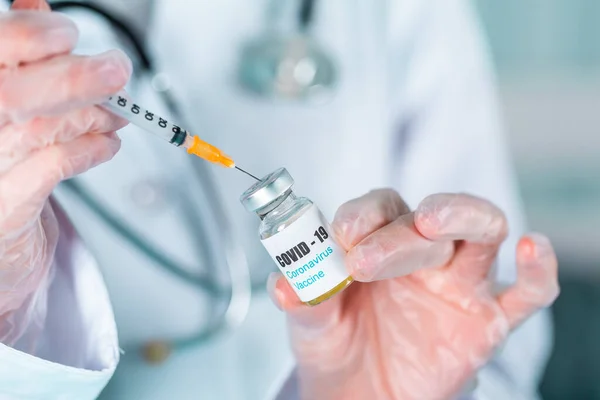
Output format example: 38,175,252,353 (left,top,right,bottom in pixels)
240,168,353,306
